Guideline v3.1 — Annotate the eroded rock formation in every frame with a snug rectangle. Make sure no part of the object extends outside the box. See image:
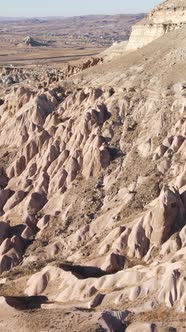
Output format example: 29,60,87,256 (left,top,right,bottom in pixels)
0,1,186,331
127,0,186,50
